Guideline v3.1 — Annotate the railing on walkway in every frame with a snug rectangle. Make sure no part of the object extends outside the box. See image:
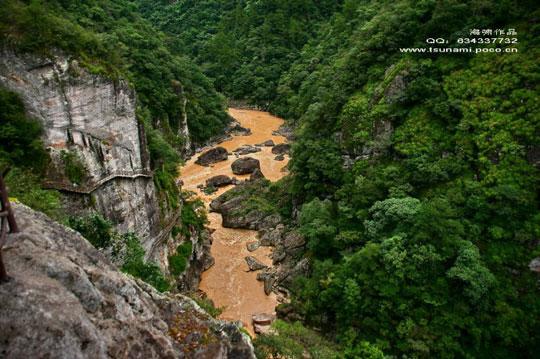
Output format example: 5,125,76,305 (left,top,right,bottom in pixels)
0,168,19,283
42,169,153,194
